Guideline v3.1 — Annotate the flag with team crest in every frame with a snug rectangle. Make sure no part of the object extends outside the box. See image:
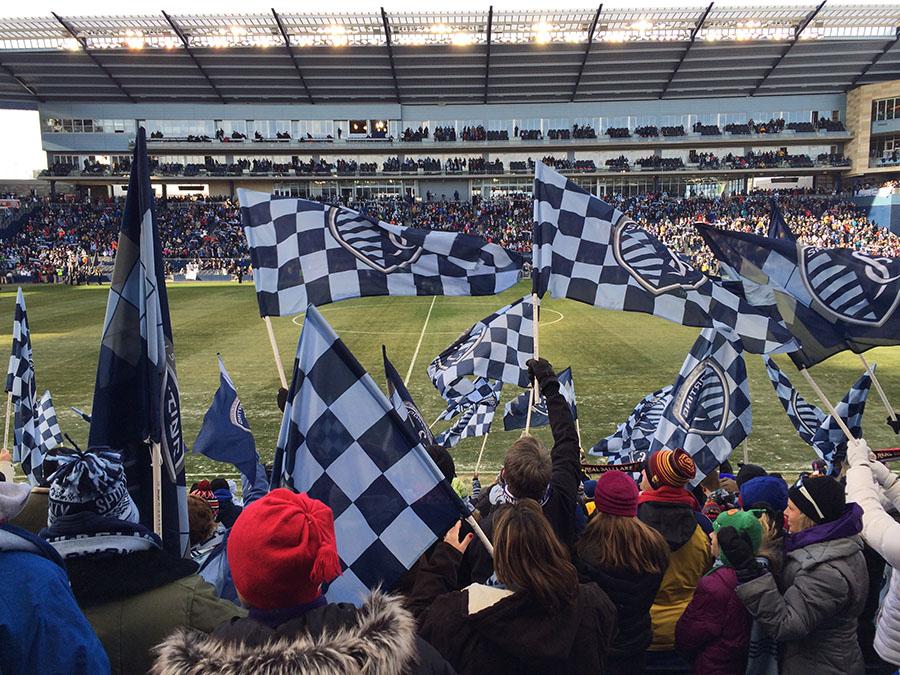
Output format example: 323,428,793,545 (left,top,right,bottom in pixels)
428,296,534,392
35,390,64,456
5,287,41,484
650,329,752,483
532,163,797,355
435,376,499,423
435,380,502,448
762,356,824,446
588,385,673,463
697,223,900,368
813,369,873,470
503,367,577,431
383,346,433,447
239,190,523,317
